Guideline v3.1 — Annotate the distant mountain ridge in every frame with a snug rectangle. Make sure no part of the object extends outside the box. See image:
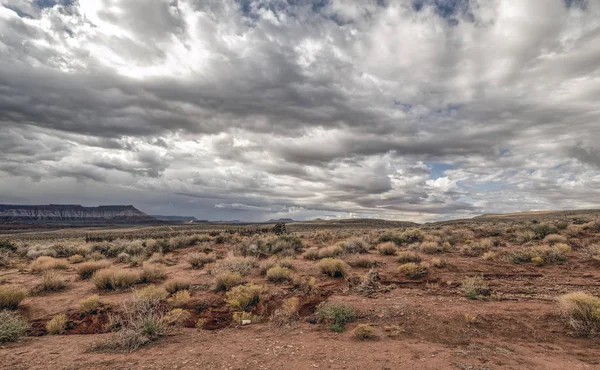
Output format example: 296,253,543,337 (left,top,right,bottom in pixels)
0,204,154,223
150,215,201,222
